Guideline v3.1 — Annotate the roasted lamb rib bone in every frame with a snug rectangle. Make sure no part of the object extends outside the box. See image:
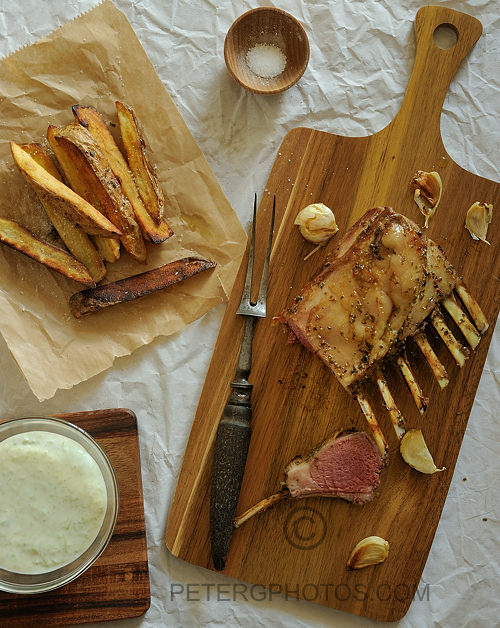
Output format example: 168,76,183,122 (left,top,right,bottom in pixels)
455,279,489,335
276,207,487,450
414,330,449,389
430,307,470,367
442,294,481,349
356,394,388,456
375,370,405,439
234,429,384,528
397,353,428,414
